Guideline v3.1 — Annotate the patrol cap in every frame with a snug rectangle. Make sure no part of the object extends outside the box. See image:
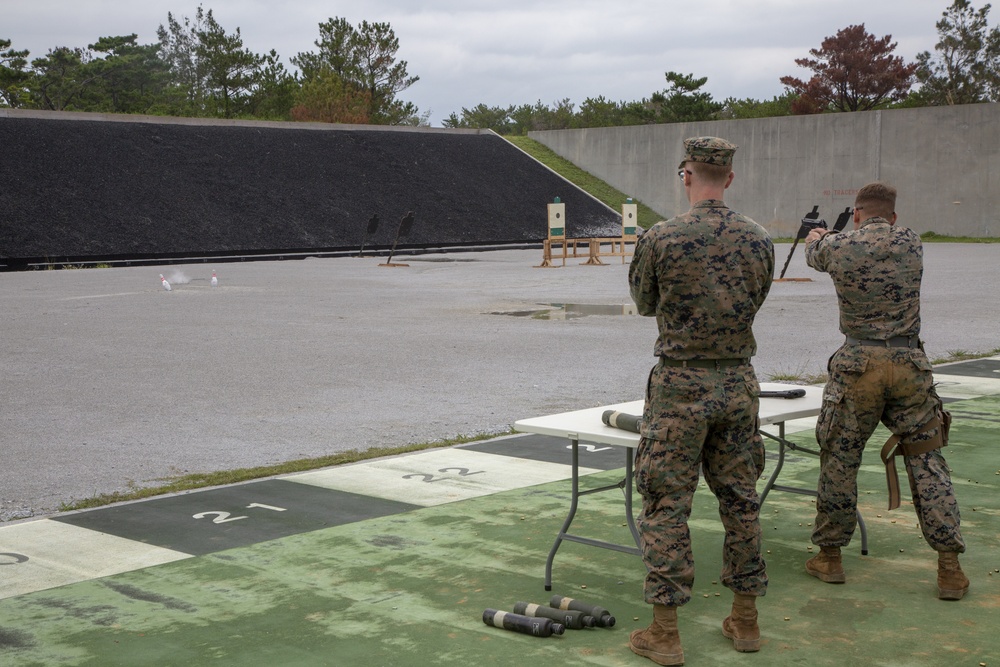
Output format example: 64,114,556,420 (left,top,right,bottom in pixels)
678,136,737,169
